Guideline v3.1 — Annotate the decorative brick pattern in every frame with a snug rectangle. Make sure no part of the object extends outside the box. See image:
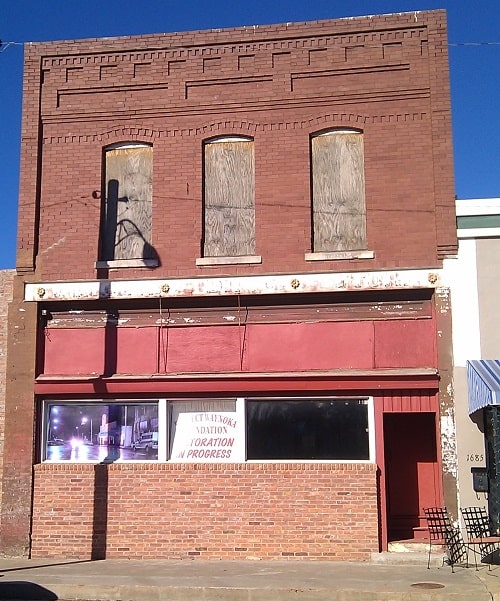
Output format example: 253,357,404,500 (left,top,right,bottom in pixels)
16,10,456,279
4,10,457,558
